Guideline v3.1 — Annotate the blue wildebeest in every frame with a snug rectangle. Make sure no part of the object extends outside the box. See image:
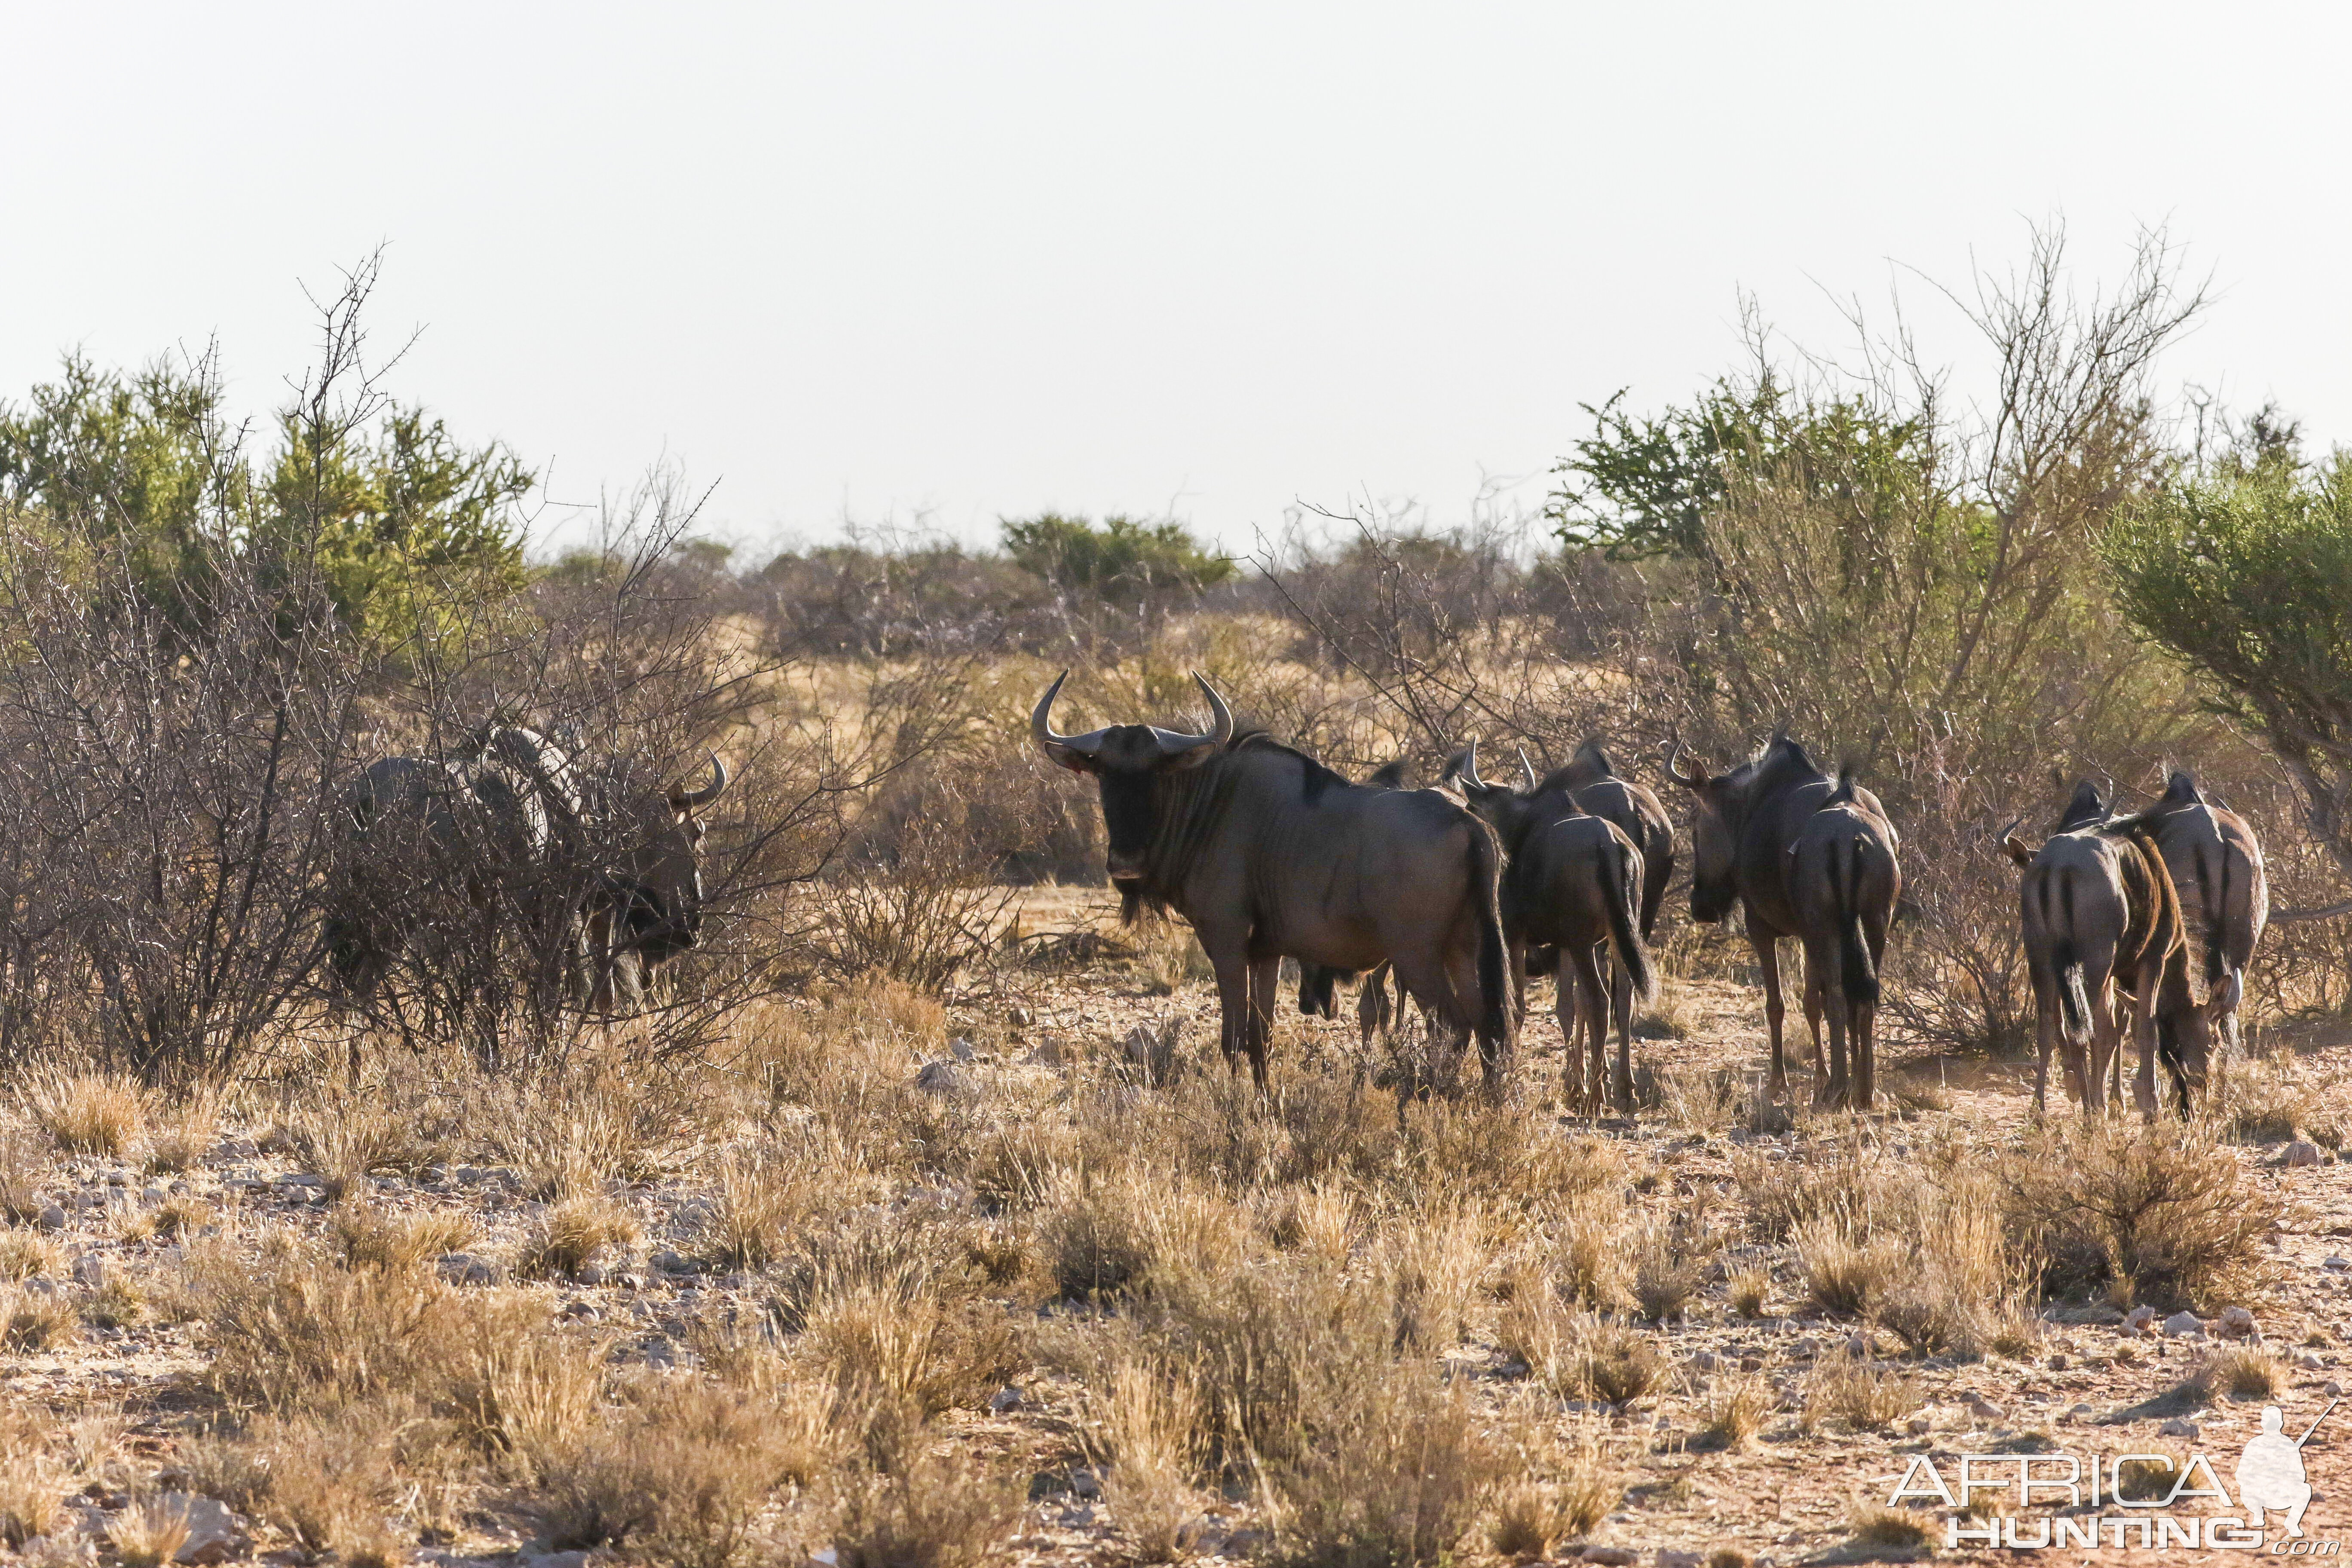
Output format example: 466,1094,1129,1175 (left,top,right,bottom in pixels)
2132,771,2266,1064
2003,789,2208,1118
1032,673,1513,1092
325,726,729,1024
1449,742,1657,1111
1666,734,1901,1109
